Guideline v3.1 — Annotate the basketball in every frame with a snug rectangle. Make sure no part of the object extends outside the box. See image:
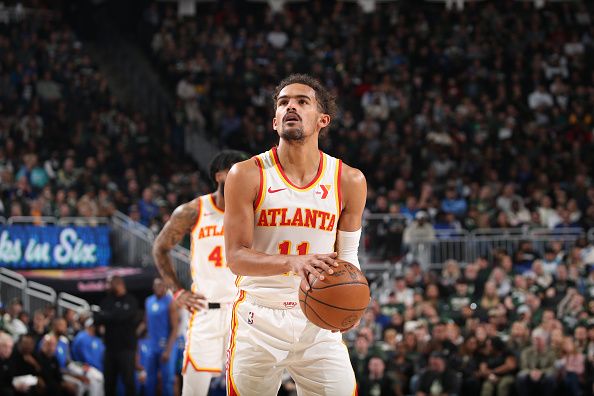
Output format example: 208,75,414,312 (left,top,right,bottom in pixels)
299,259,370,331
